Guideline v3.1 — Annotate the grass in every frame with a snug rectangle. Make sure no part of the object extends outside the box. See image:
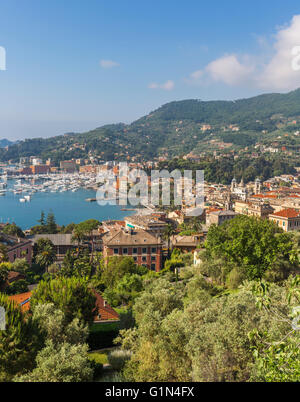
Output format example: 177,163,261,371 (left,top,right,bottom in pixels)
88,351,108,365
89,321,120,333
